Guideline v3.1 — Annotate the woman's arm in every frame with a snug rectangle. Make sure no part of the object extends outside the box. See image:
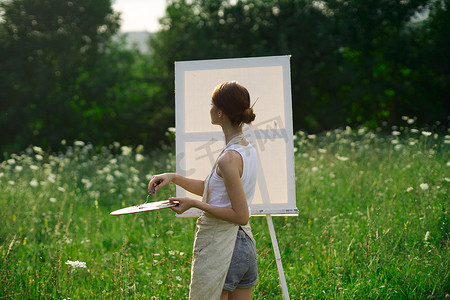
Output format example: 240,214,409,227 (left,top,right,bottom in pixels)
172,174,205,196
169,151,249,225
149,173,204,196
